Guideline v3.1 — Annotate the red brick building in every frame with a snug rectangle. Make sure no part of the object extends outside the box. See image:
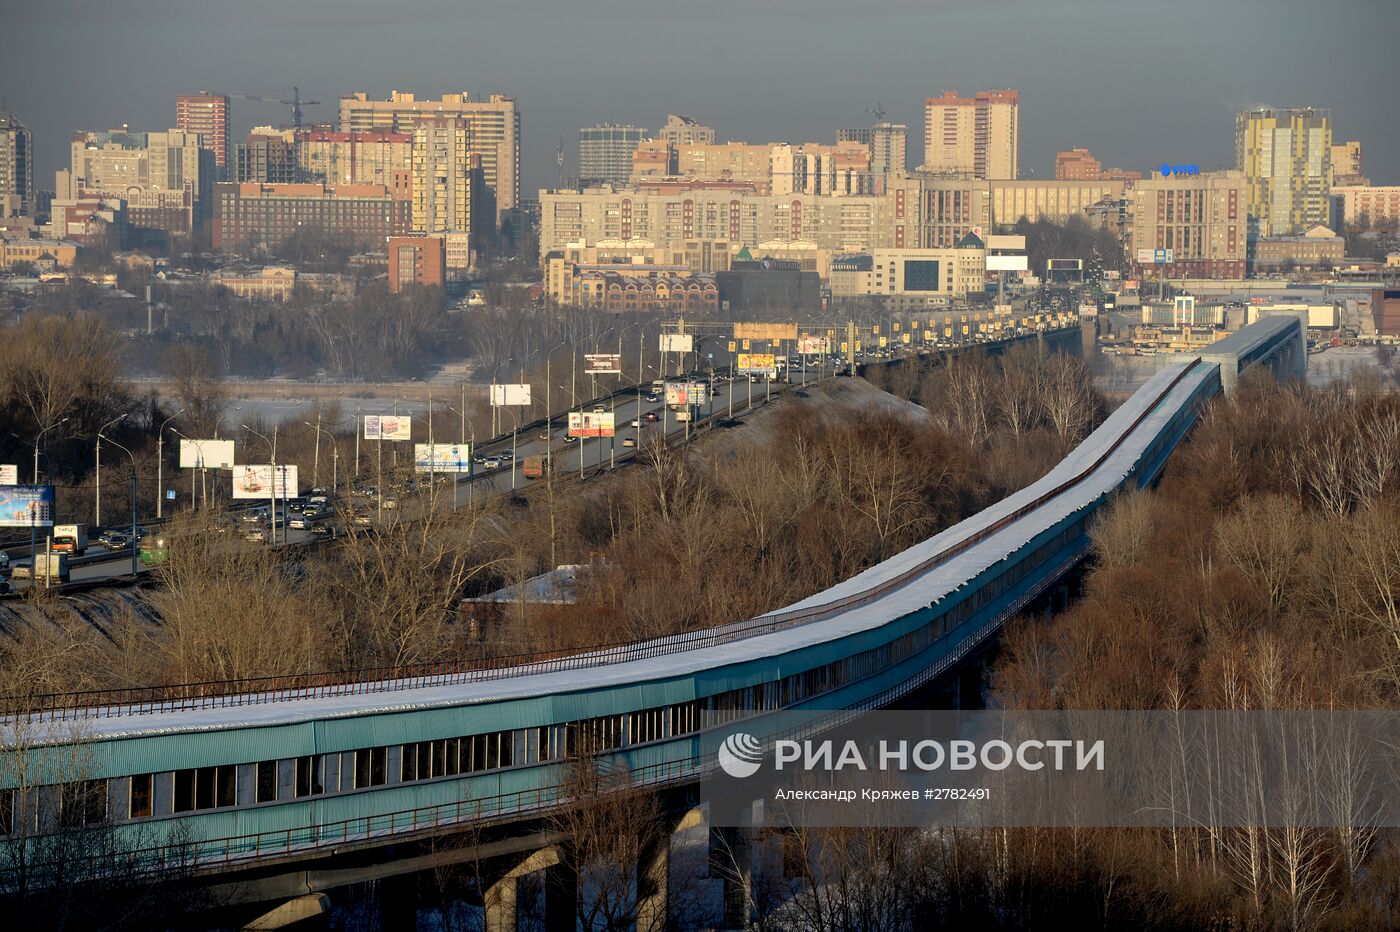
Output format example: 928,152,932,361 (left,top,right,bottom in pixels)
213,182,411,253
388,235,445,291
